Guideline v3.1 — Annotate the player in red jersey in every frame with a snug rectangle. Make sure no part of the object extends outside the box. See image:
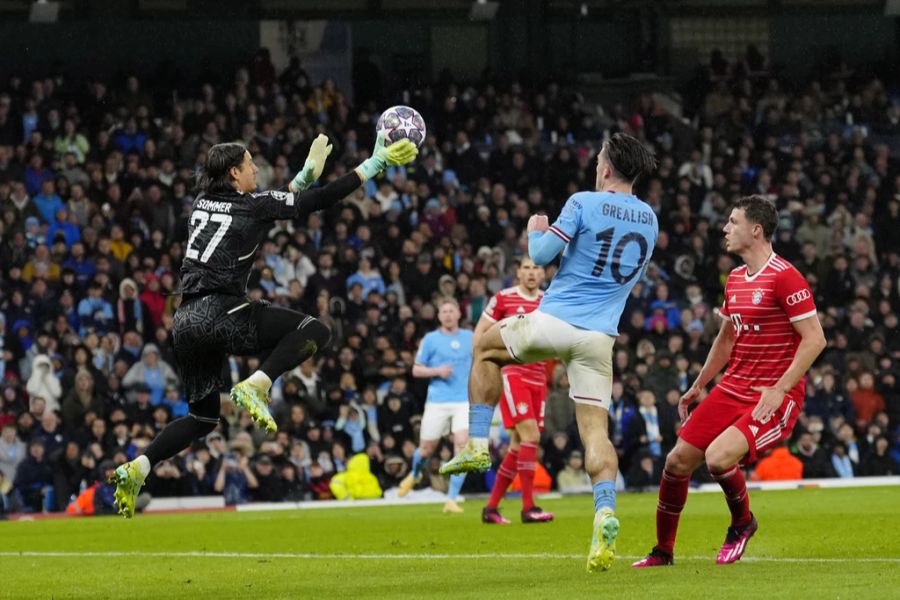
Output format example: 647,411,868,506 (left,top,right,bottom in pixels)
633,195,826,567
474,257,555,524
